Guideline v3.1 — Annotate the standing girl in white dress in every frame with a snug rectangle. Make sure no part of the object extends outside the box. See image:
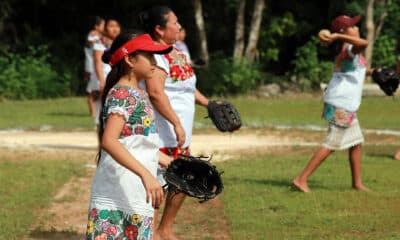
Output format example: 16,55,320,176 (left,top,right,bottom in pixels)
86,31,173,240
